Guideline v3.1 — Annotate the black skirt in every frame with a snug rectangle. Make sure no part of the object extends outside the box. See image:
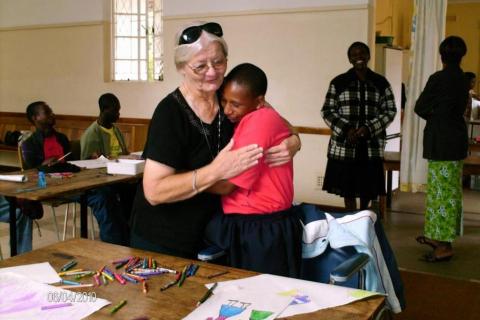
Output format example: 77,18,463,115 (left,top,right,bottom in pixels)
205,208,302,278
323,157,386,199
